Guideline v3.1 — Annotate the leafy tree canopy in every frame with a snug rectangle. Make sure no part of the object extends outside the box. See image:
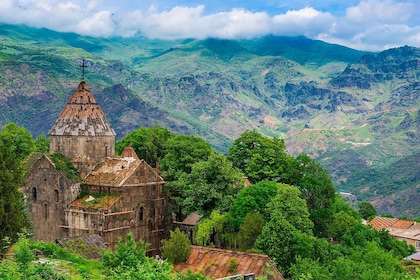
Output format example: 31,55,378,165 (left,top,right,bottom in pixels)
0,123,36,161
161,134,213,182
227,130,294,184
237,212,264,252
228,180,278,230
161,228,191,264
116,126,173,167
290,154,337,237
177,152,244,216
255,184,313,272
358,201,377,220
195,210,227,247
34,134,50,153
